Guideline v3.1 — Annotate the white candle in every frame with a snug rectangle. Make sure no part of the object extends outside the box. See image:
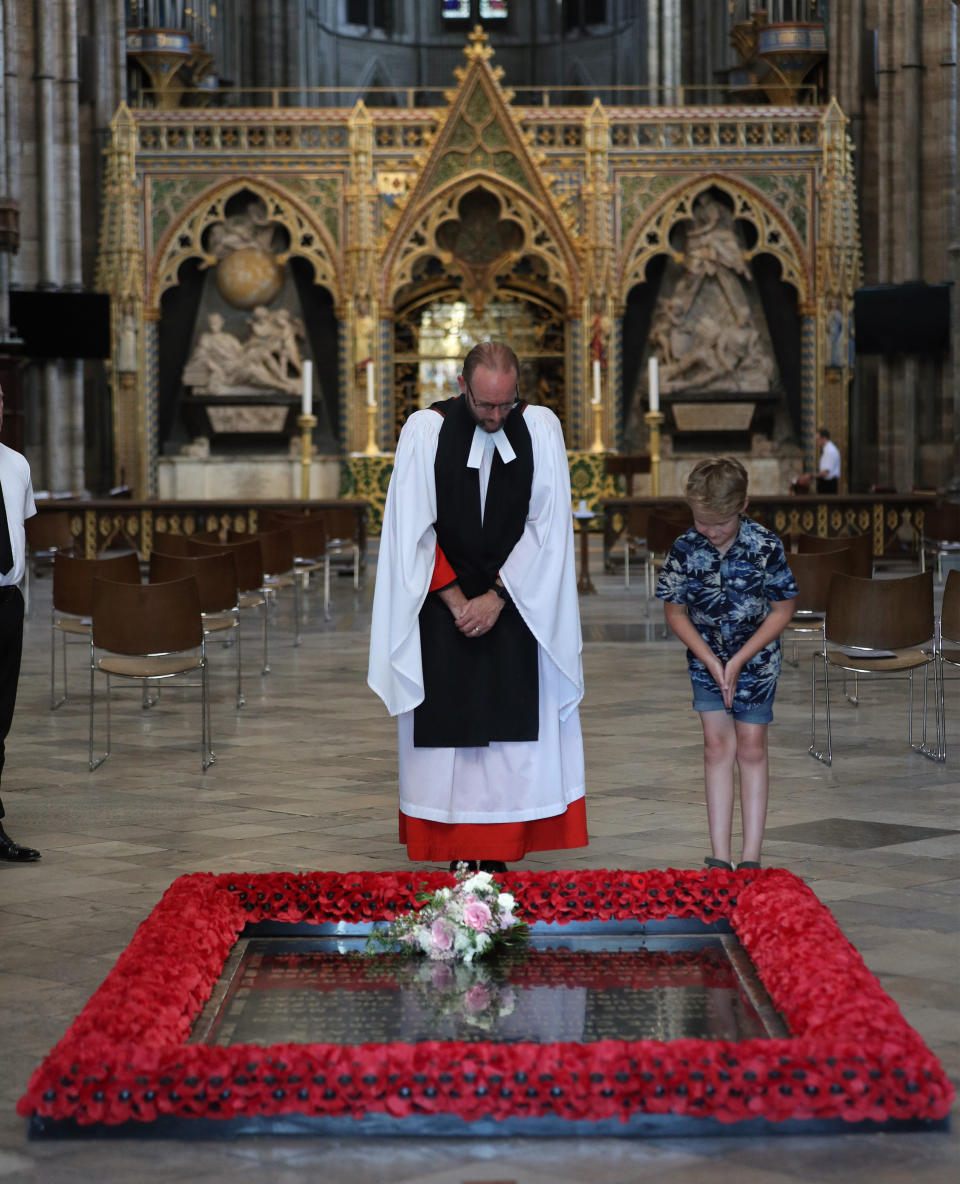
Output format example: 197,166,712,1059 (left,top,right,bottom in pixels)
301,359,313,417
648,356,659,413
366,359,376,407
592,358,602,405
